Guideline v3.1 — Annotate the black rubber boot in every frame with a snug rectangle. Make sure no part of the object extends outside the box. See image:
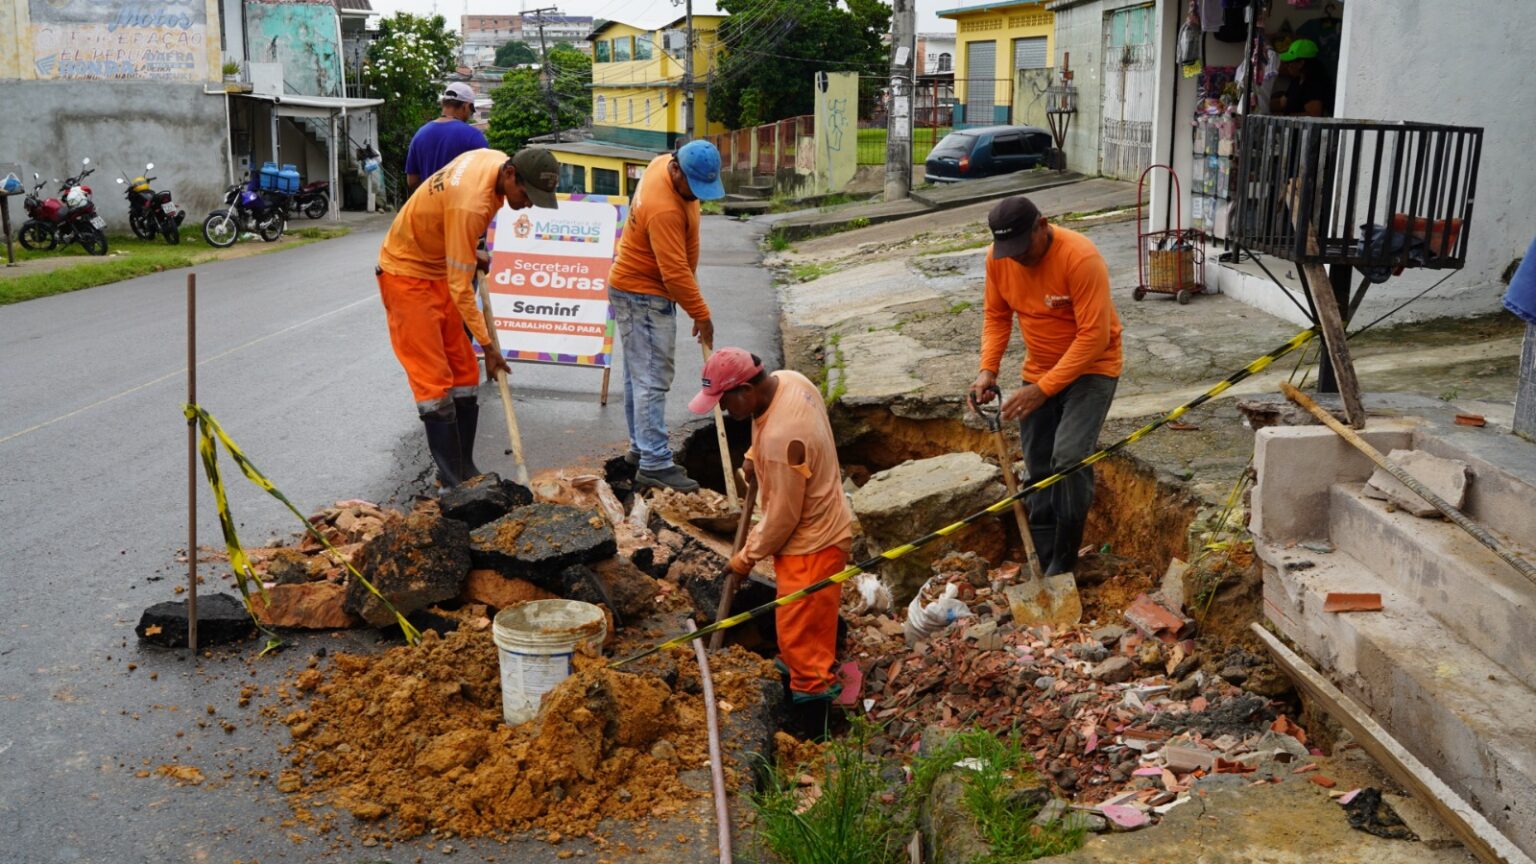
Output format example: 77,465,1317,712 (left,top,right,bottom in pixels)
453,396,482,479
420,405,465,488
785,698,832,742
